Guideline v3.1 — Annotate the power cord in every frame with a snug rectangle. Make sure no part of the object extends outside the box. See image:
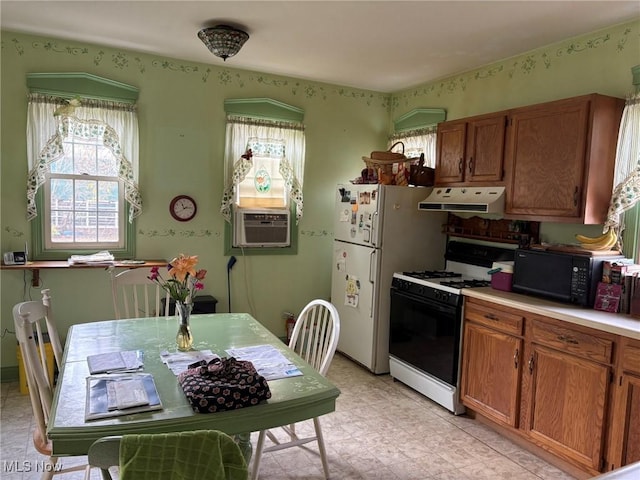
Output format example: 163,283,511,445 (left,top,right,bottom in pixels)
0,328,16,339
227,255,237,312
240,247,257,317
